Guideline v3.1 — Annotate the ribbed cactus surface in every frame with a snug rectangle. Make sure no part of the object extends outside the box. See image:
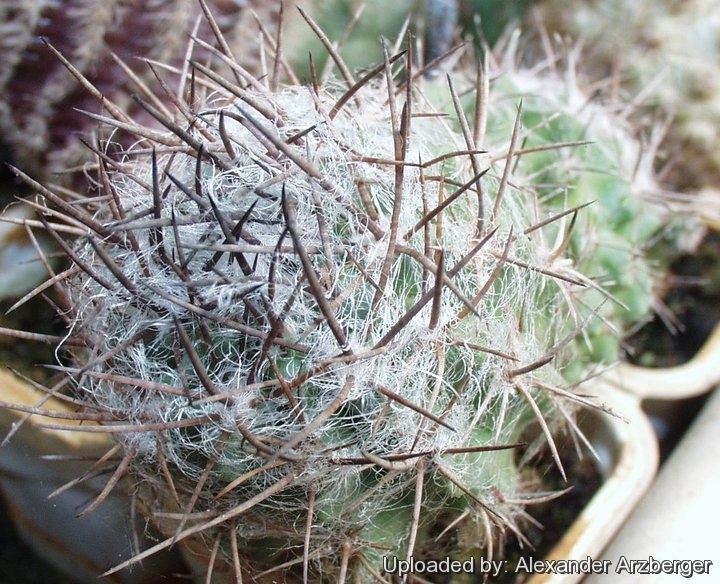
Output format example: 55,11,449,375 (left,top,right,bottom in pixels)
2,2,699,583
